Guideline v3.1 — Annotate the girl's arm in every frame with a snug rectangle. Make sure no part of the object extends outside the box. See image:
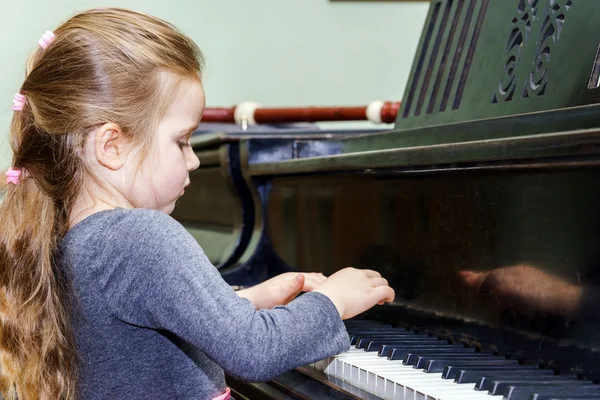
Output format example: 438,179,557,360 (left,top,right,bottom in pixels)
93,209,350,382
236,272,326,310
